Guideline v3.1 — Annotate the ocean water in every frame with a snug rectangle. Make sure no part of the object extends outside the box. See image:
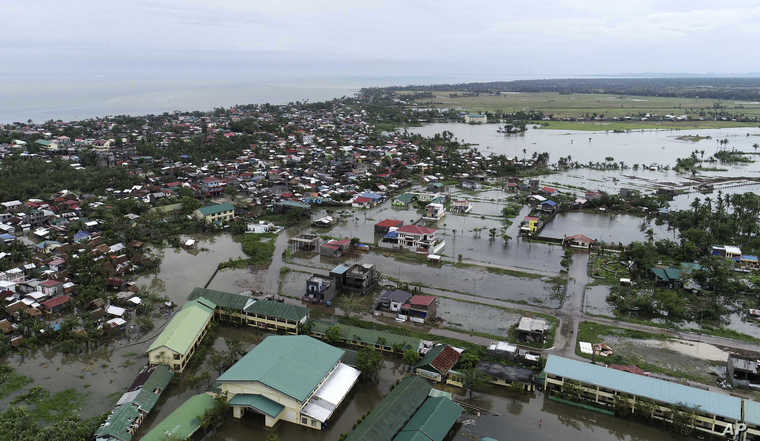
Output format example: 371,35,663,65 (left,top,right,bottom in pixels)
0,76,375,123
